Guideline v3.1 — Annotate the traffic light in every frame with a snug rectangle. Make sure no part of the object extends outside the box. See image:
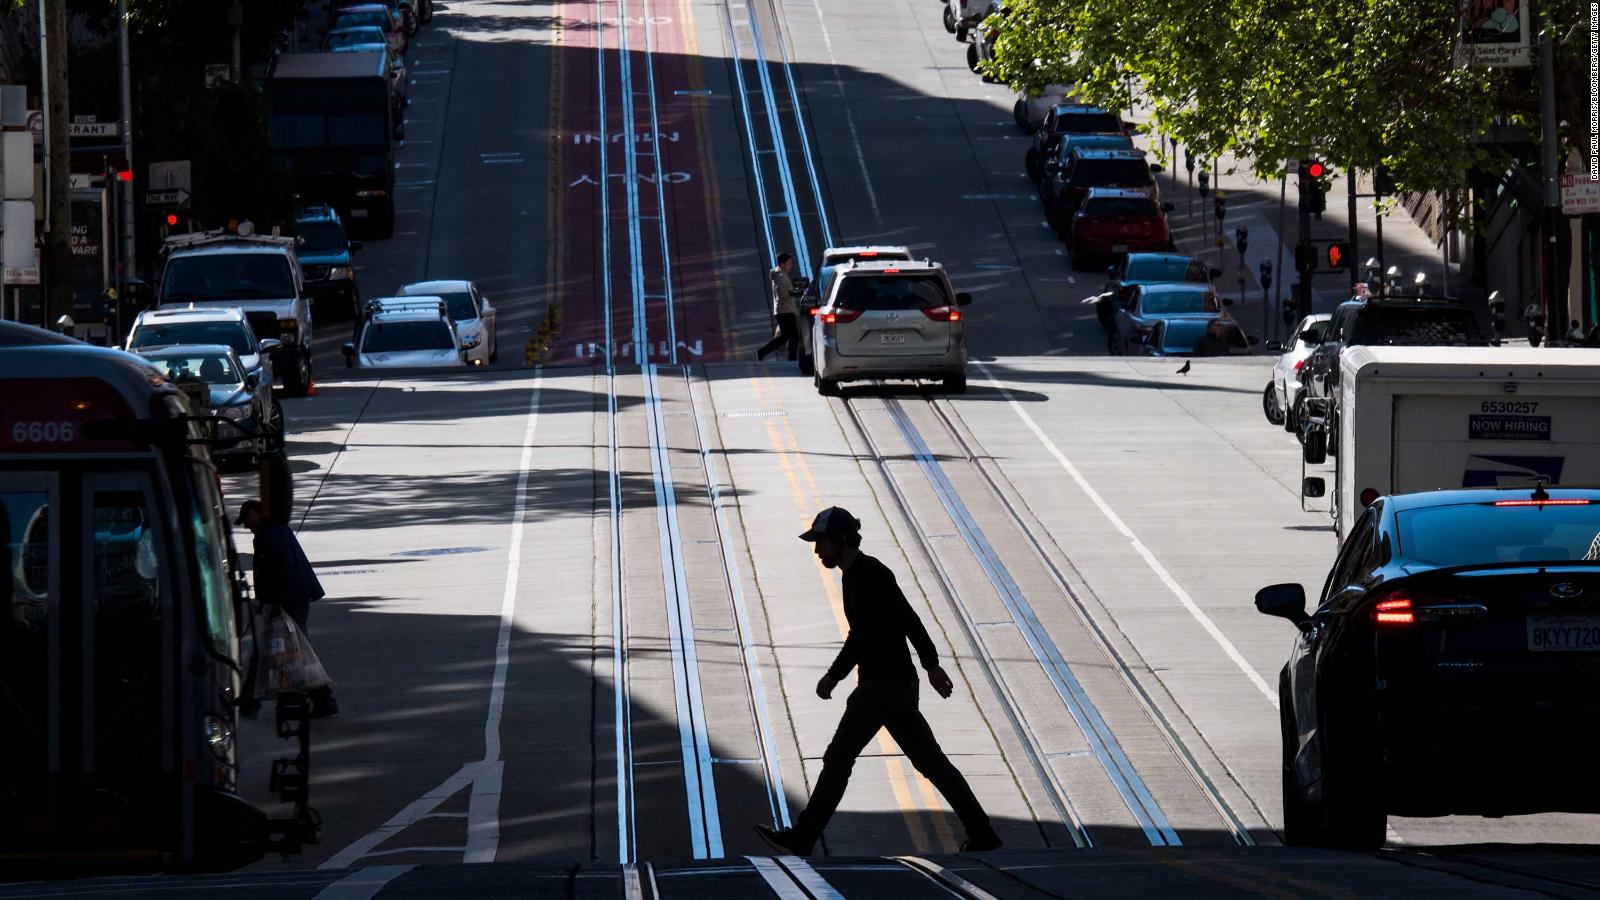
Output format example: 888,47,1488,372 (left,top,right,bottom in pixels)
1295,242,1315,273
165,213,179,227
1299,158,1331,216
1373,164,1396,196
1324,241,1350,270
